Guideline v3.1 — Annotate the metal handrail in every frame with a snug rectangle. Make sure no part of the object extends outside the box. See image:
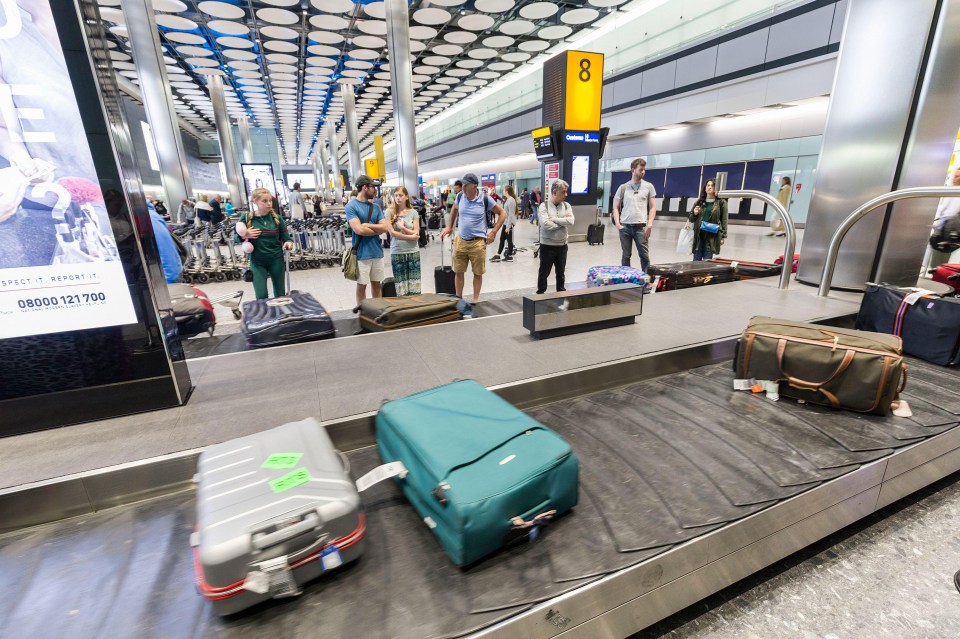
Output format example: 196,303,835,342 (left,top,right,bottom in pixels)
817,186,960,297
715,172,796,290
